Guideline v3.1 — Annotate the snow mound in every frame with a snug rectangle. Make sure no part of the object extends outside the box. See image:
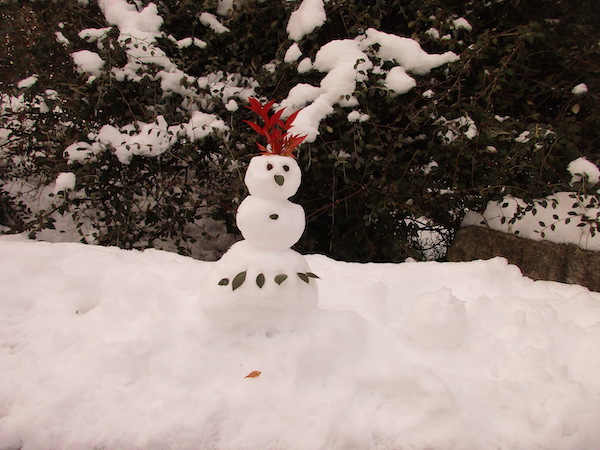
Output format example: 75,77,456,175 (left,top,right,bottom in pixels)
1,240,599,448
